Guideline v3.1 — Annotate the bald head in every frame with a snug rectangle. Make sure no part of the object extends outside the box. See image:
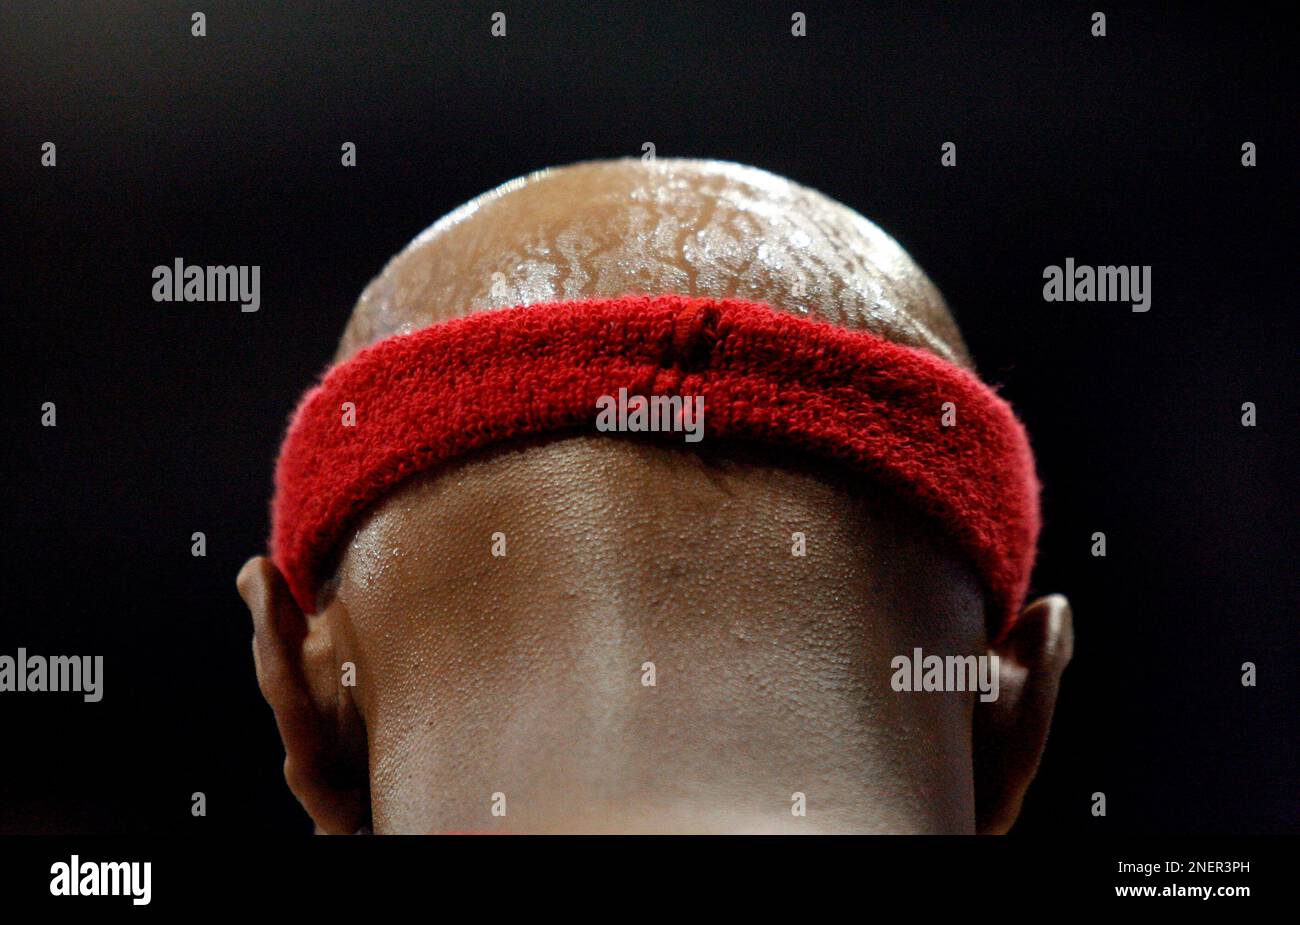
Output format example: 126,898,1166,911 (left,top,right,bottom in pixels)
338,158,971,368
241,159,1072,835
